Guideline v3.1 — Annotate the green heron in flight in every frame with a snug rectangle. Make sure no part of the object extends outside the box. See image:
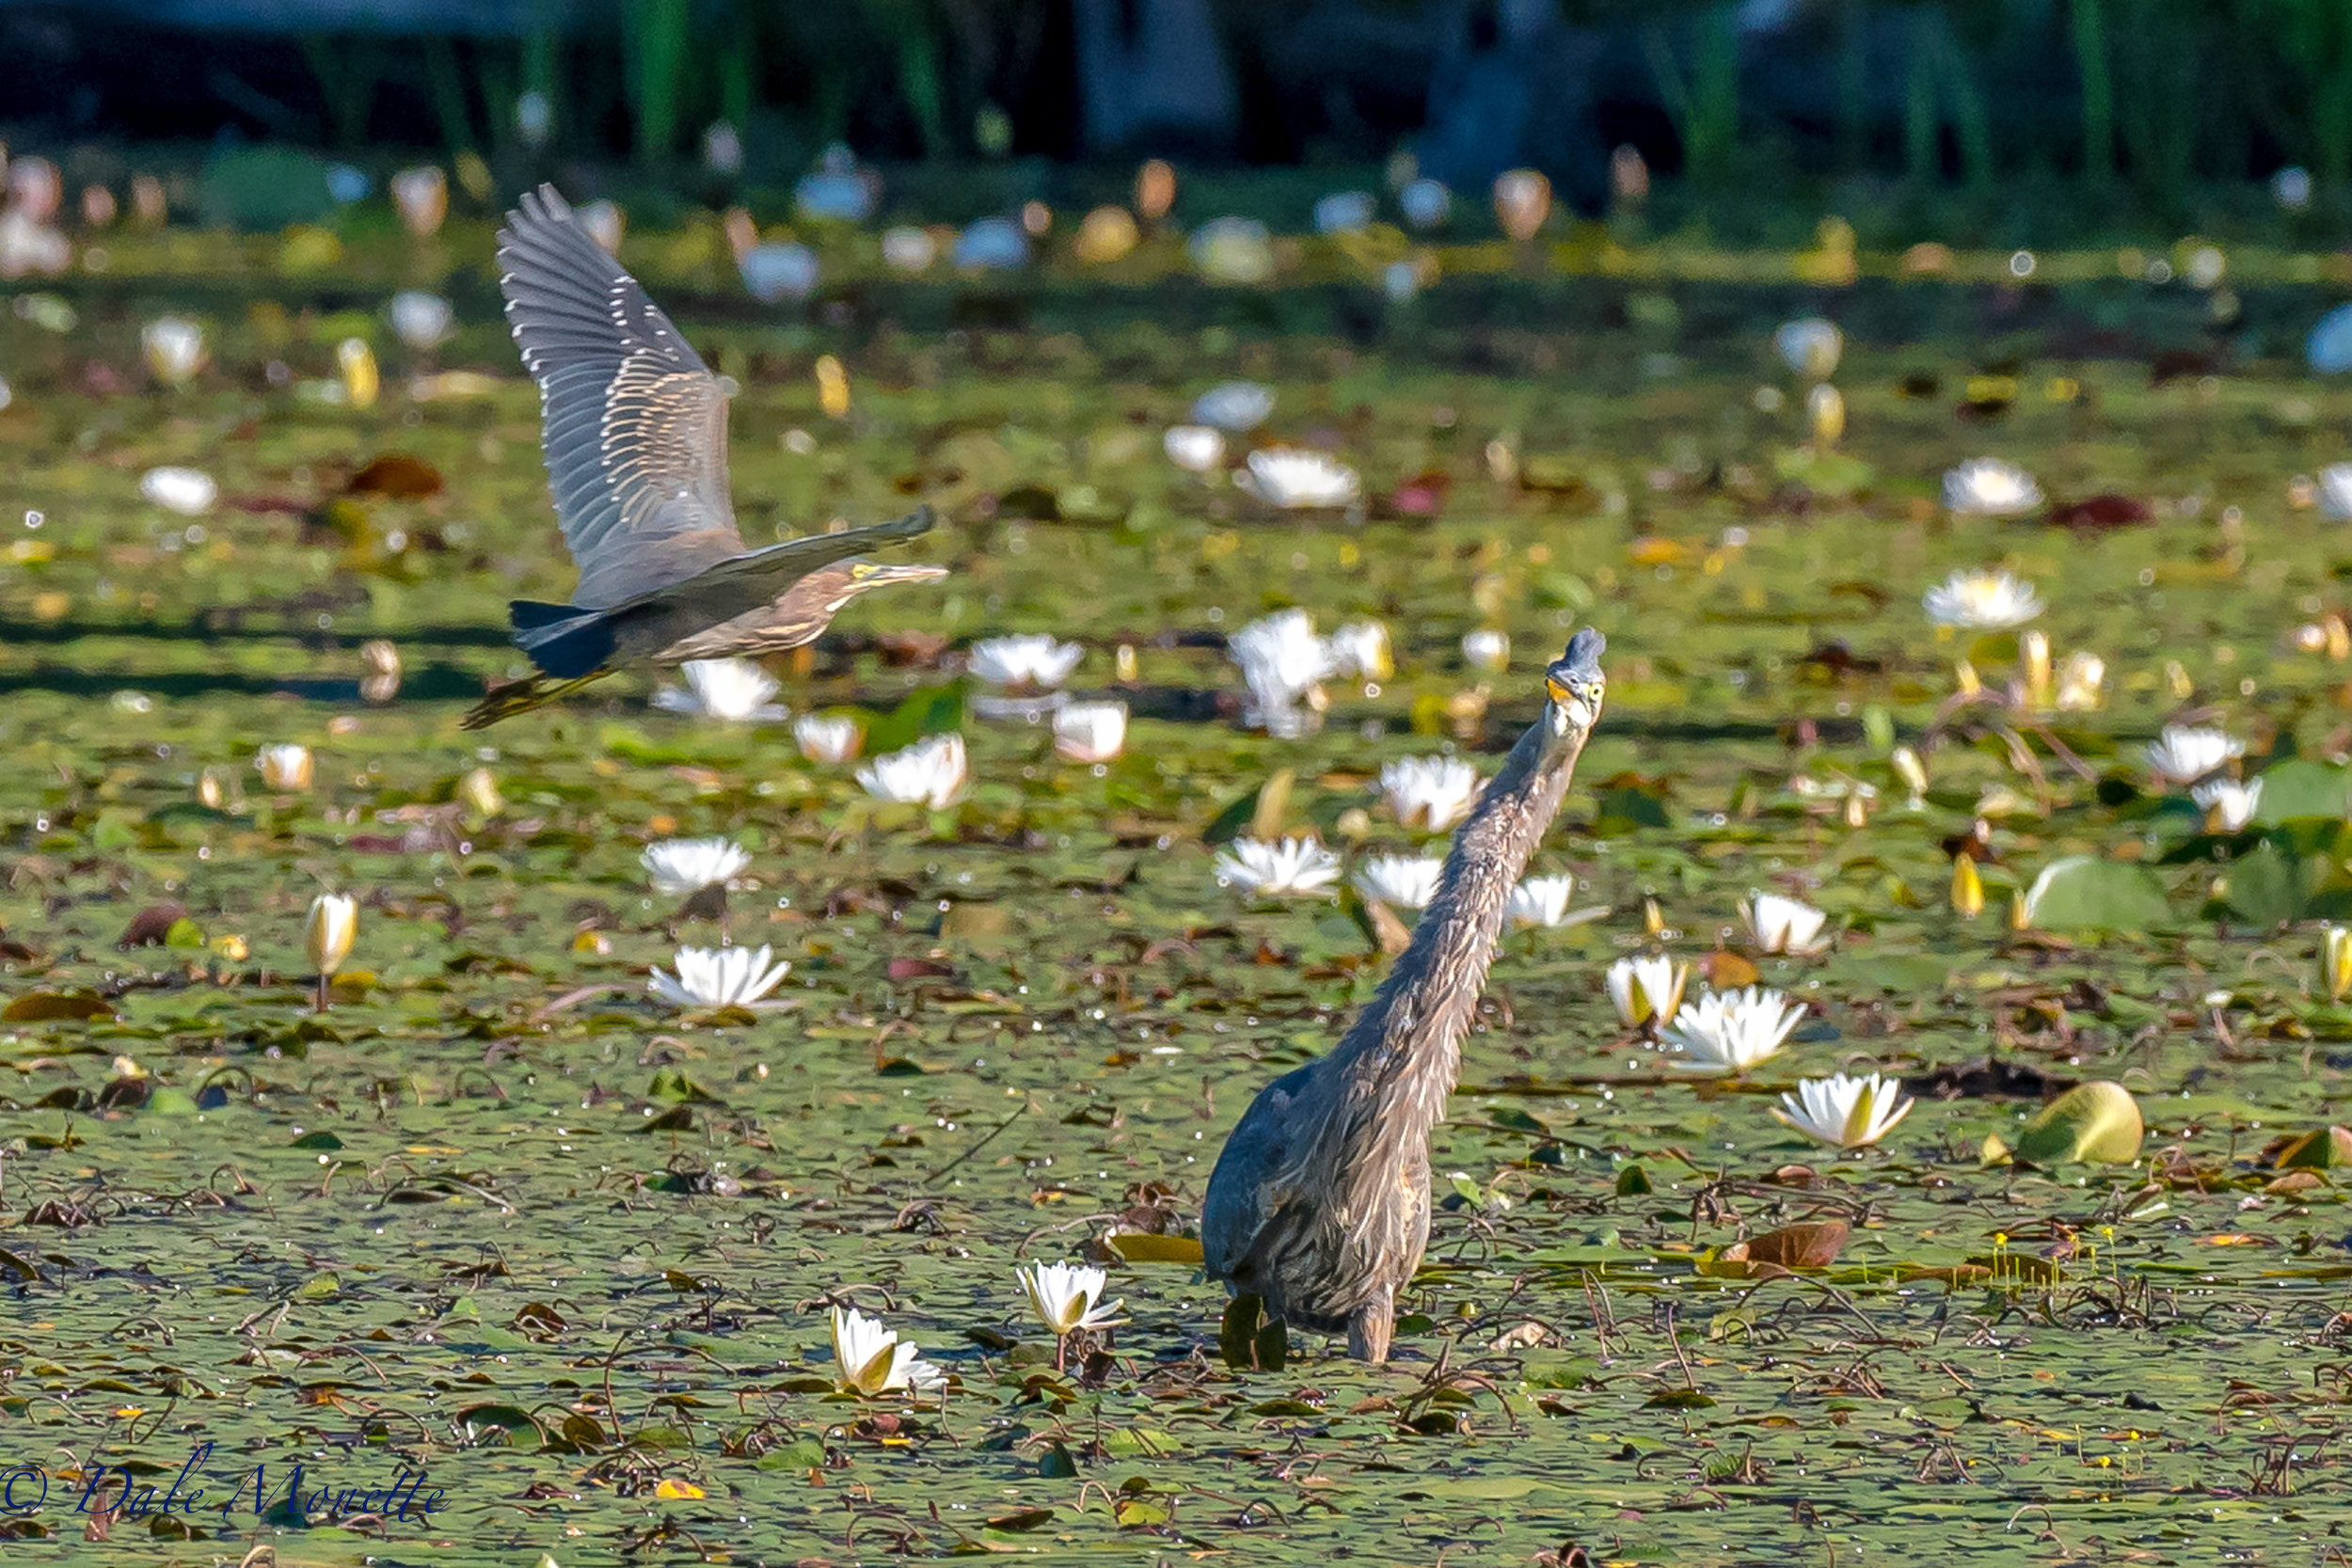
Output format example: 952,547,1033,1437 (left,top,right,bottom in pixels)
1202,629,1607,1362
462,185,944,730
